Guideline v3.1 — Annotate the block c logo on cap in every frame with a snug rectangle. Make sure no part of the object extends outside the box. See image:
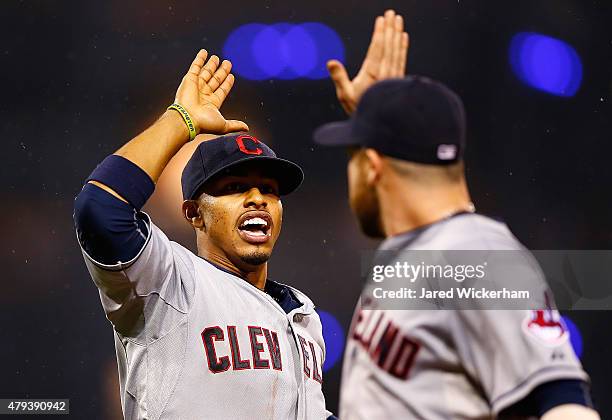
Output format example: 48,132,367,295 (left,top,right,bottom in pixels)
437,144,457,160
236,135,263,155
